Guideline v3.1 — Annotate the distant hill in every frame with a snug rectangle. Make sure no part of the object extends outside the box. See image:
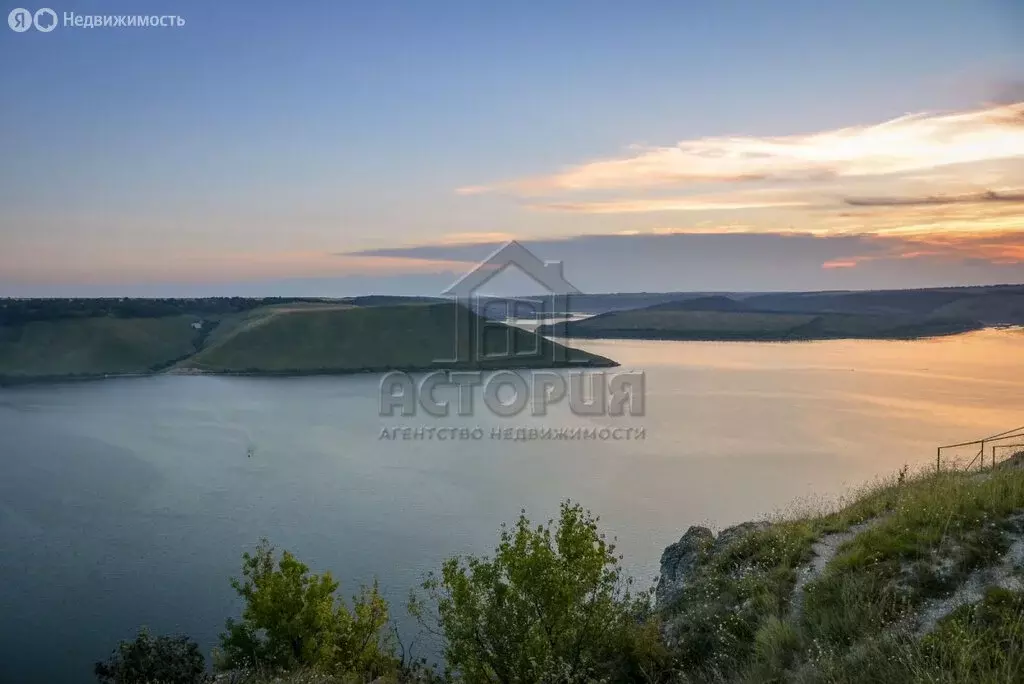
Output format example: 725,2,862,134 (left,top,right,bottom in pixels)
740,286,1024,323
926,291,1024,325
530,285,1023,341
0,301,612,384
473,285,1024,325
642,295,751,312
538,308,982,341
